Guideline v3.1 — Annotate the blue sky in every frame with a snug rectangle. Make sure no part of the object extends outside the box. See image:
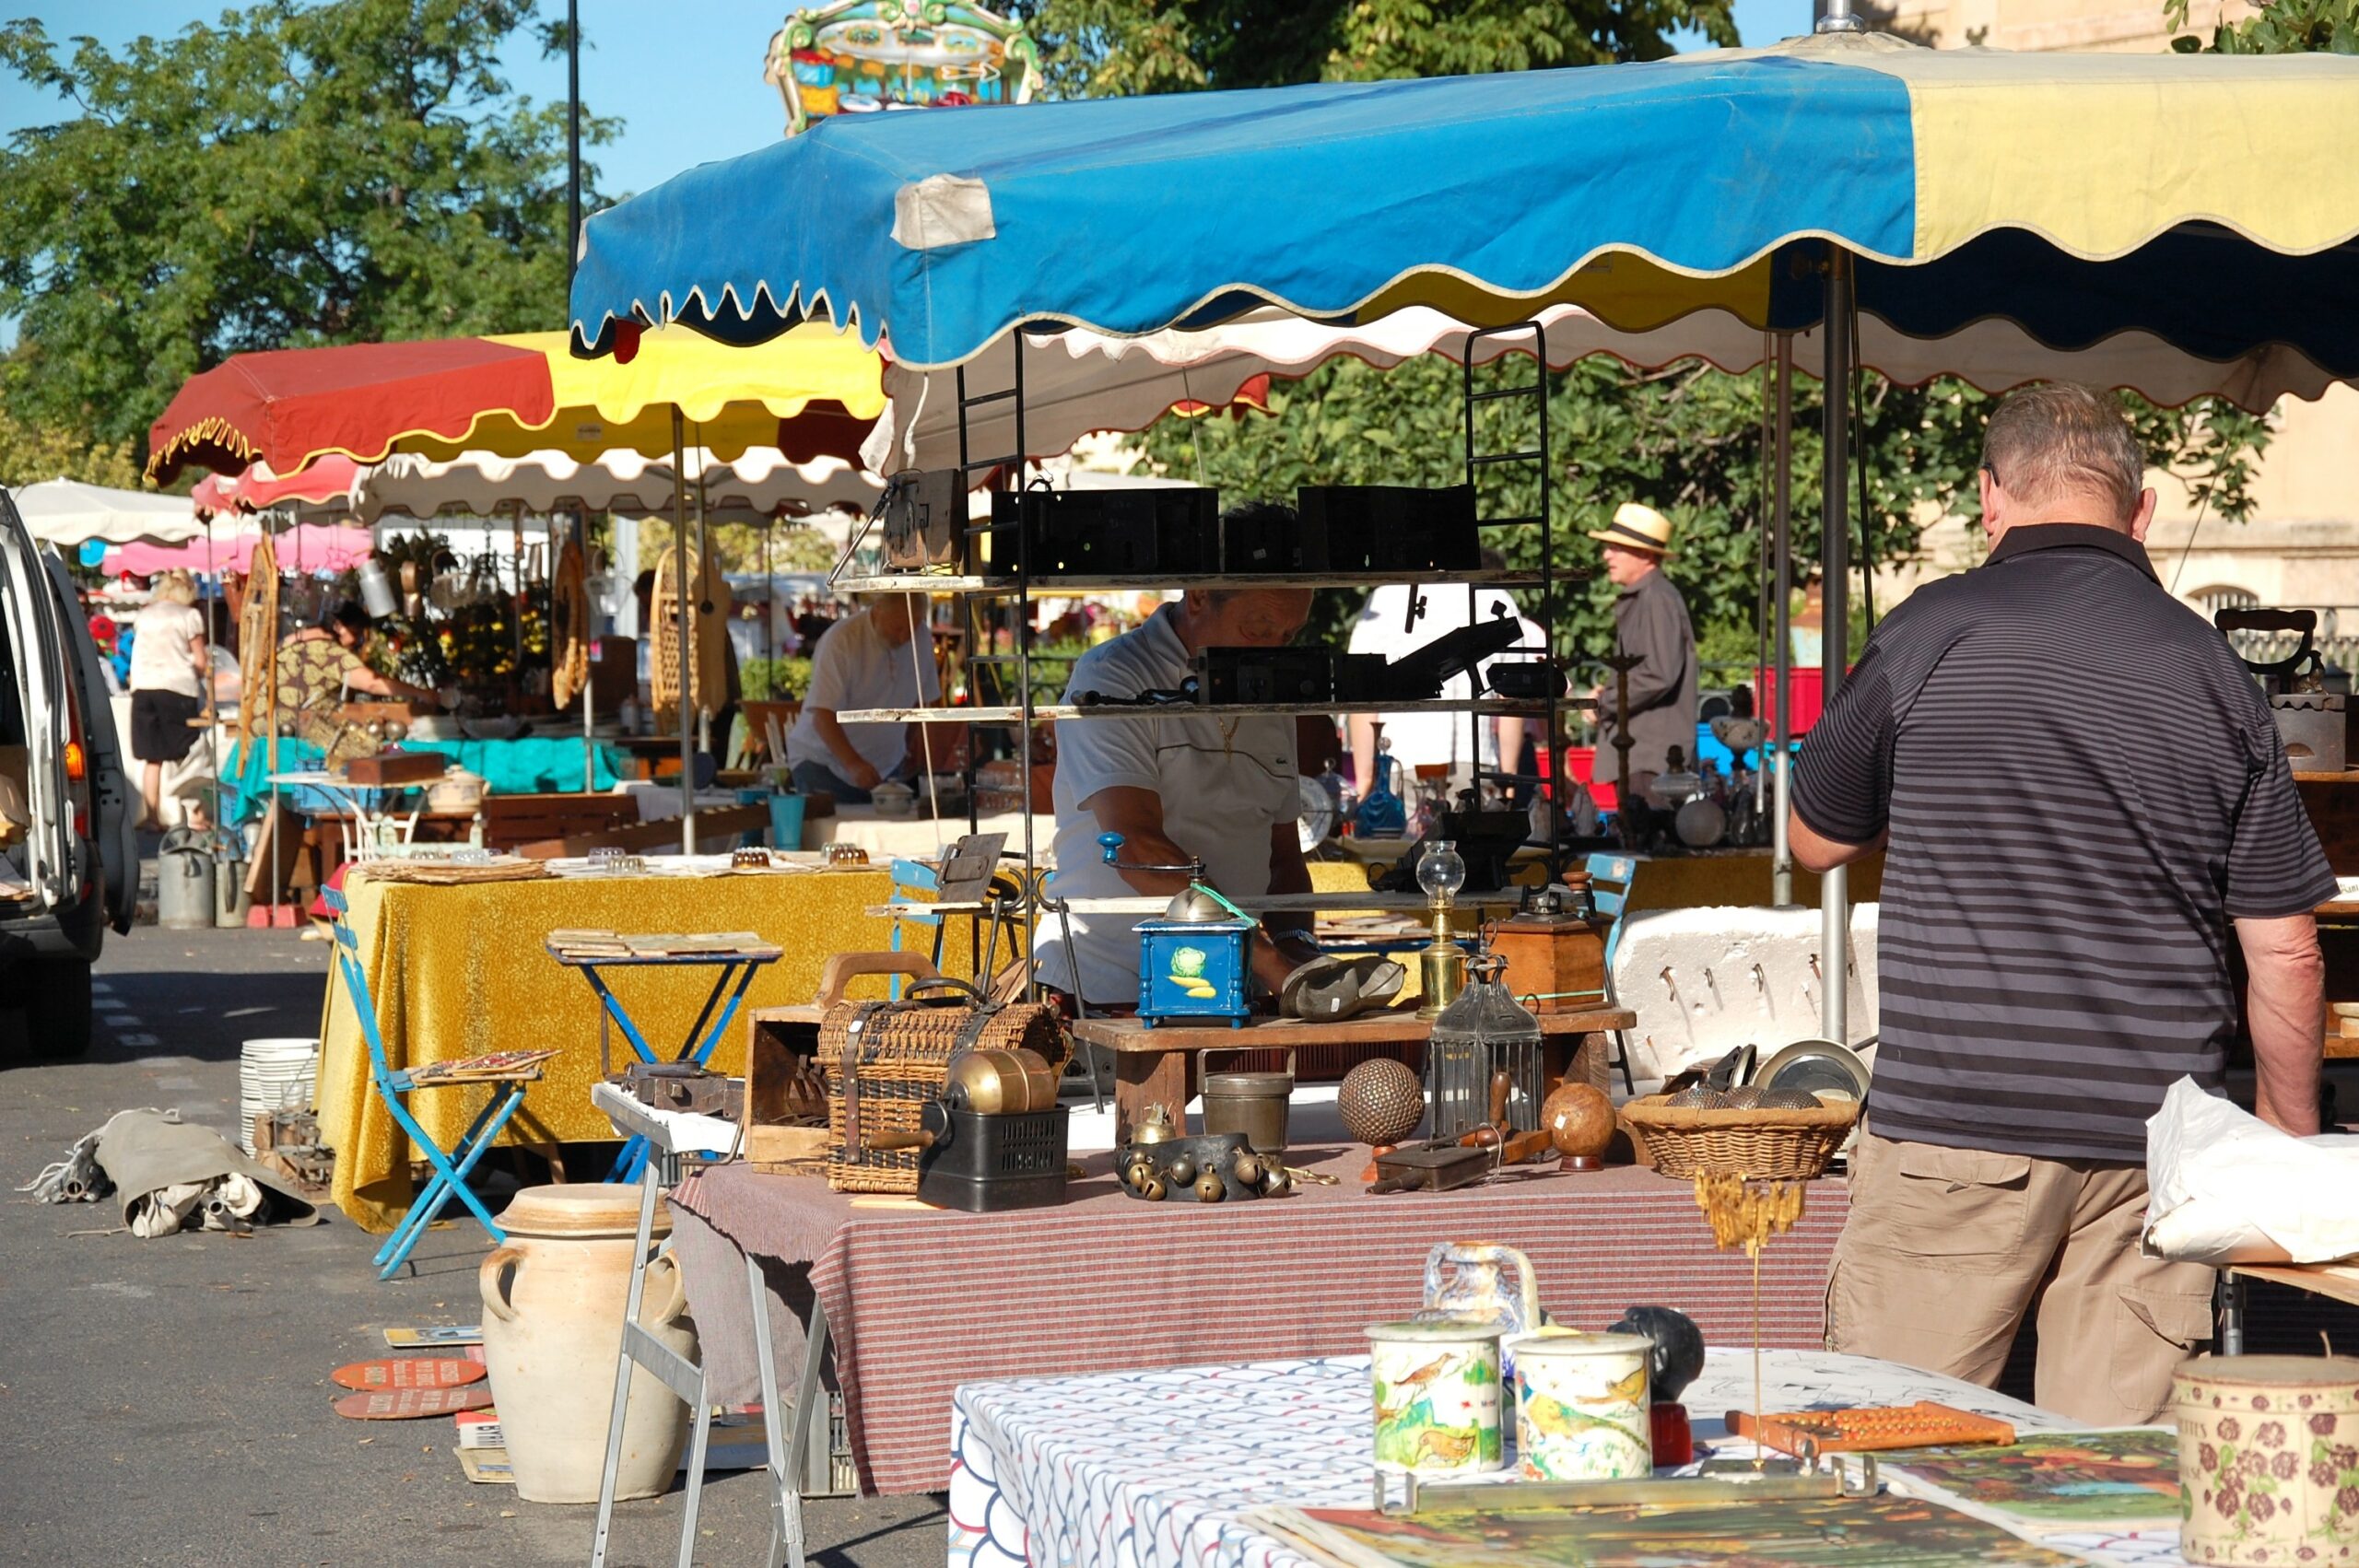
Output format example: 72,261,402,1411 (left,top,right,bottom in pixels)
0,1,1817,201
